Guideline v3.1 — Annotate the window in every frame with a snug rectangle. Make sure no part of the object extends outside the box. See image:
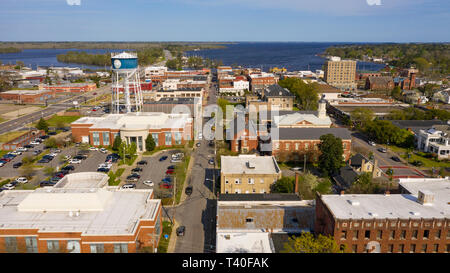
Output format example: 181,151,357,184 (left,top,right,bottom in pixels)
389,230,395,239
174,132,182,145
4,237,17,253
235,189,241,193
447,230,450,239
353,230,359,240
138,136,143,151
102,132,110,146
225,180,229,184
341,230,347,239
433,244,439,253
92,132,100,146
398,244,404,253
412,230,418,239
25,237,38,253
47,240,60,253
410,244,416,253
364,230,370,239
435,230,441,239
248,178,254,184
295,143,299,150
260,178,264,184
352,245,357,253
165,132,172,145
400,230,406,239
377,230,382,240
421,244,427,253
90,244,105,253
152,133,159,147
388,244,394,253
423,230,430,239
285,143,290,150
447,244,450,253
246,218,254,223
114,244,128,253
235,179,240,184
